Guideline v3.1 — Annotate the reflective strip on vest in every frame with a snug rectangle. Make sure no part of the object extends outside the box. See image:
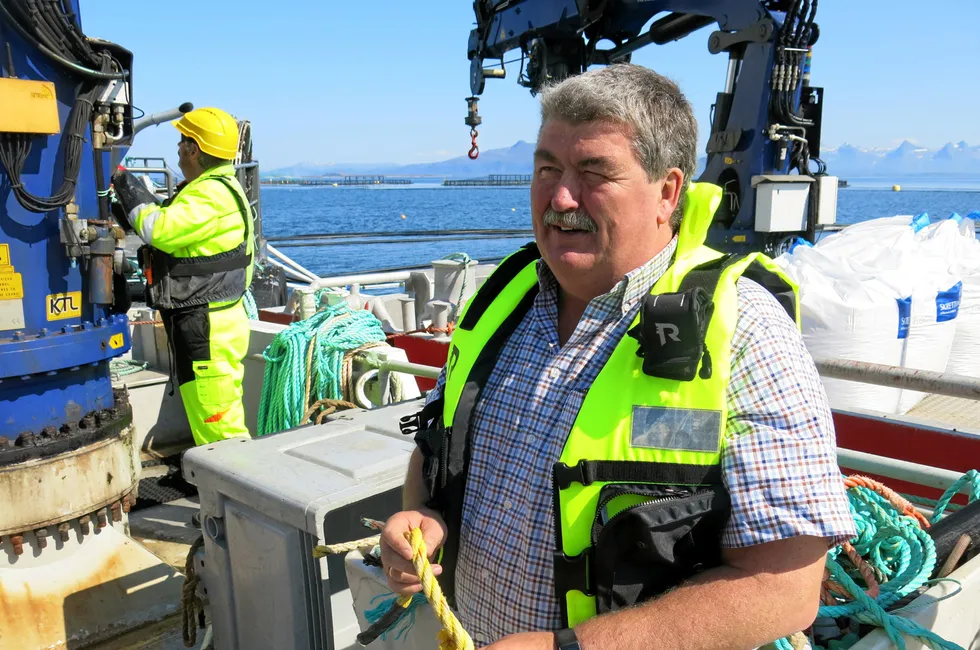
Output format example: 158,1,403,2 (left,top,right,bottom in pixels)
138,208,162,244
